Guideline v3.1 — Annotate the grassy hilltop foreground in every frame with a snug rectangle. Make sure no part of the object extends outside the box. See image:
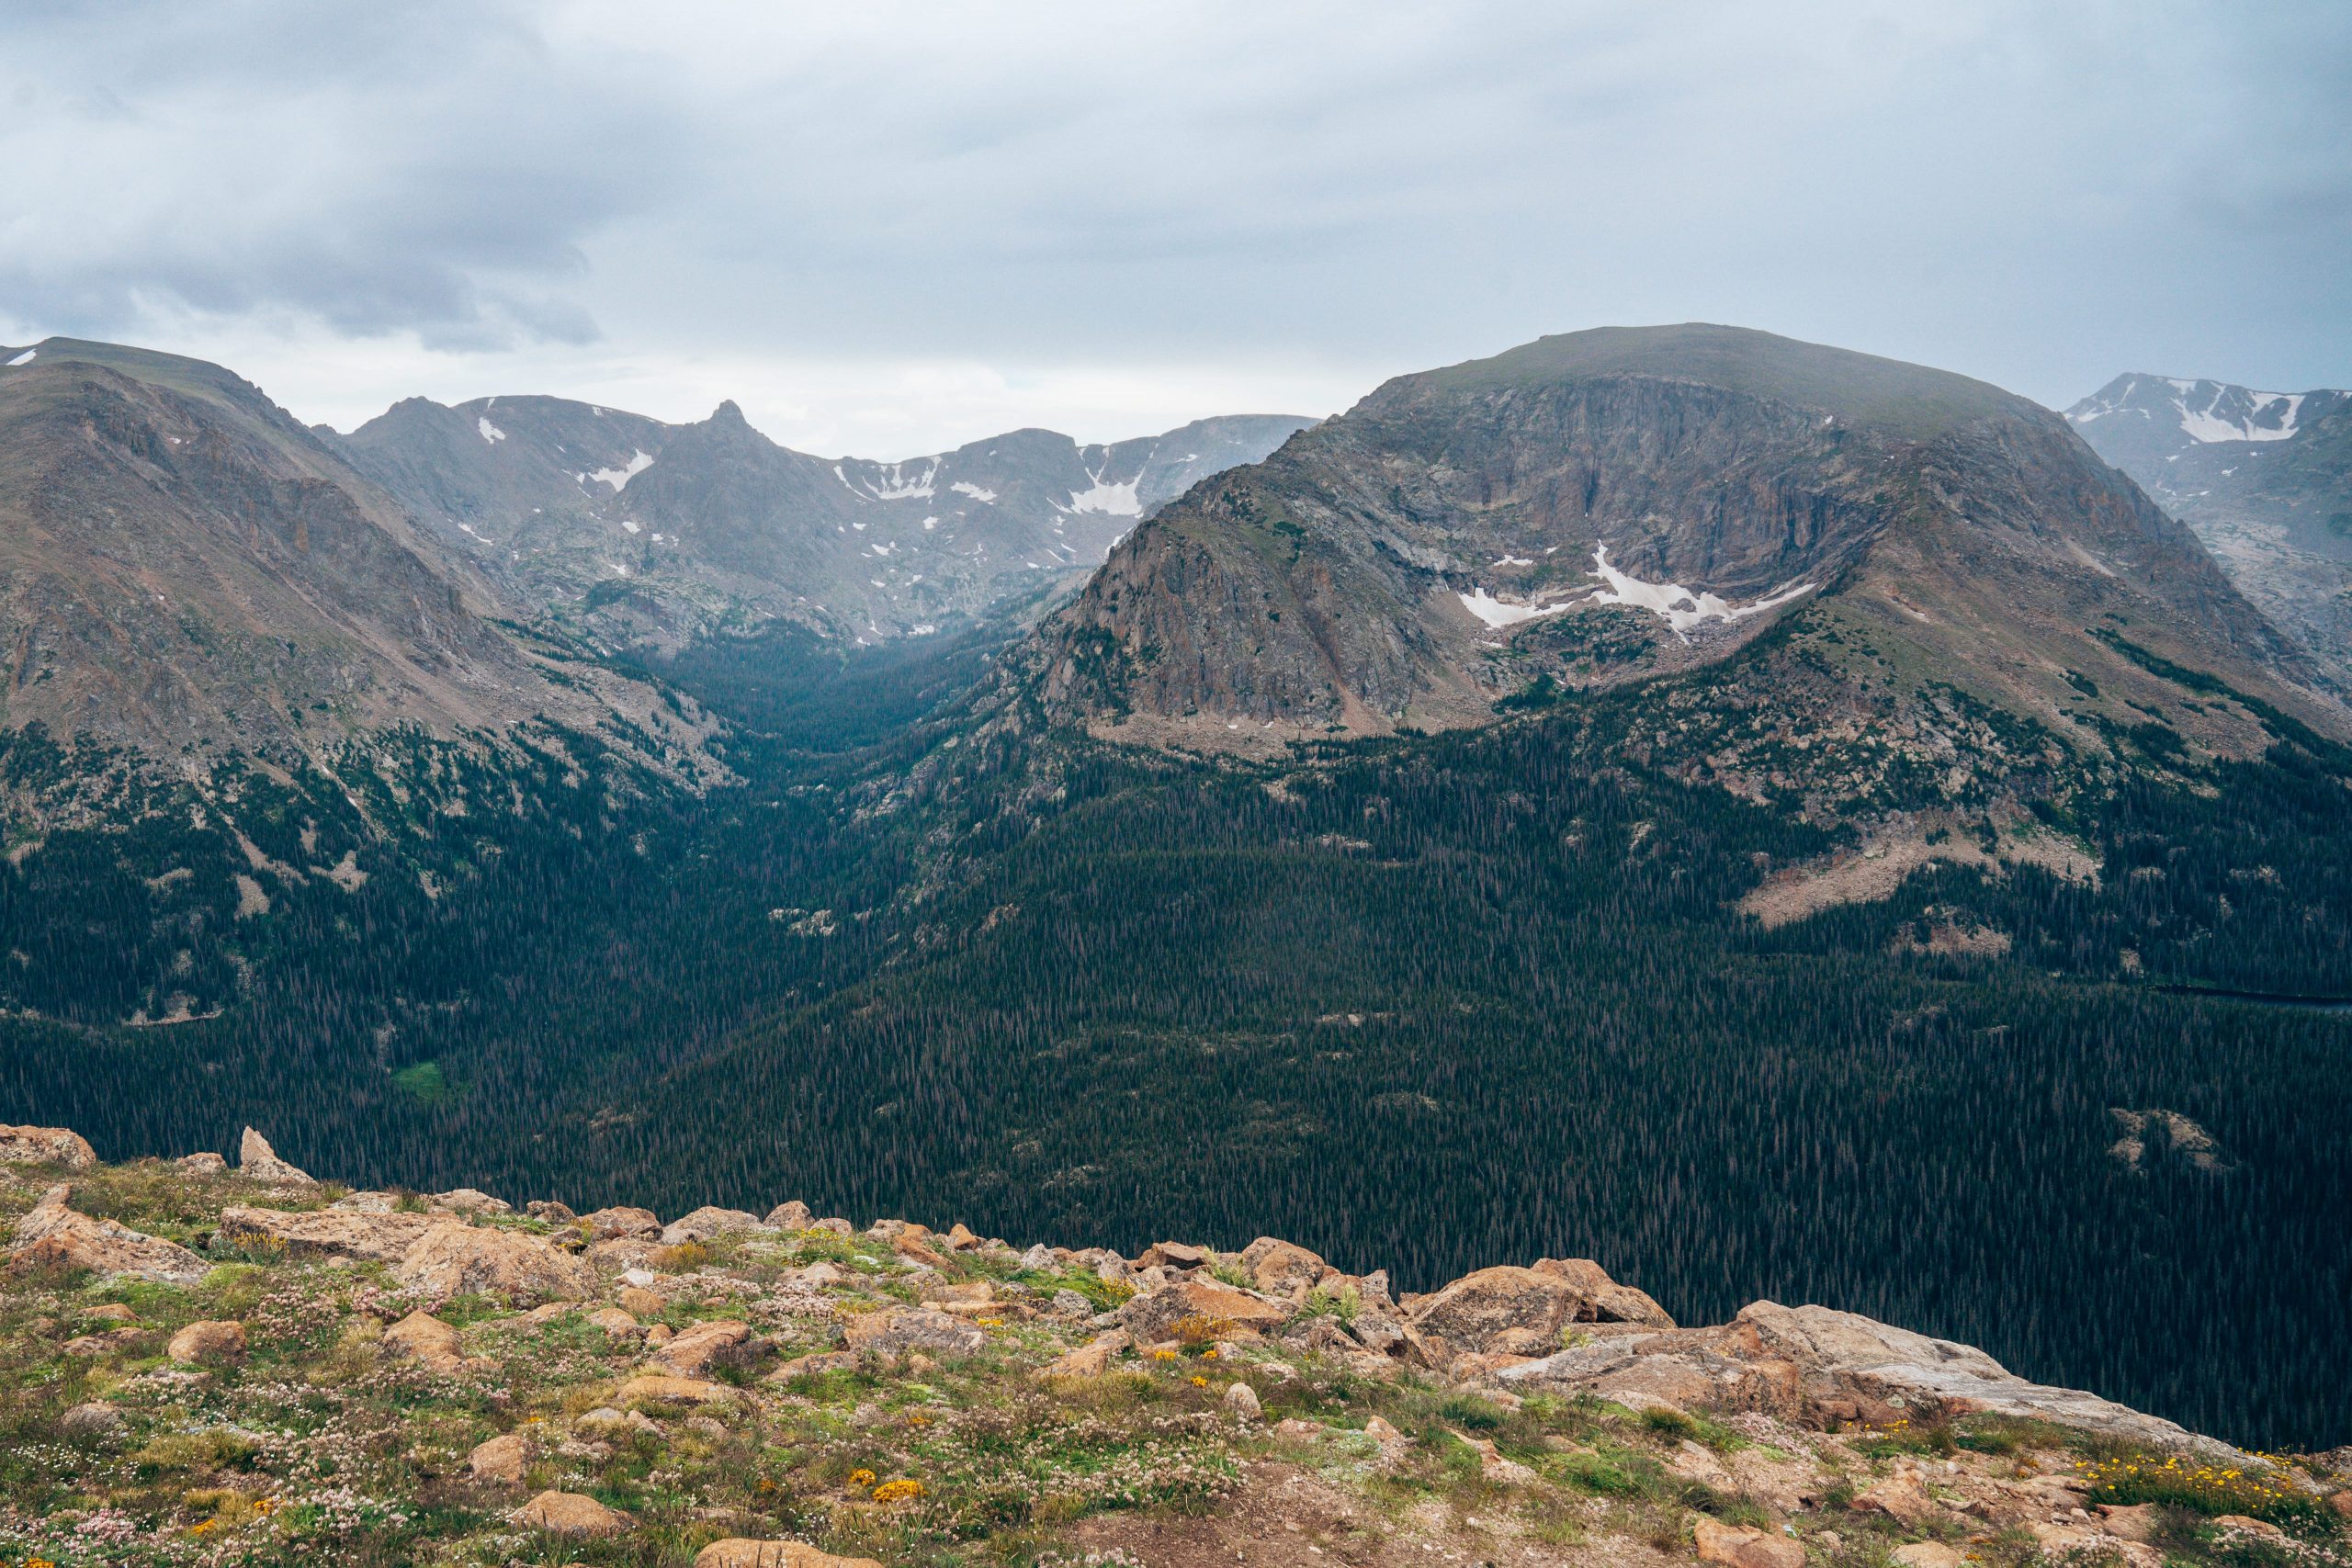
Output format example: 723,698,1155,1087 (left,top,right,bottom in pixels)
3,1126,2347,1568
